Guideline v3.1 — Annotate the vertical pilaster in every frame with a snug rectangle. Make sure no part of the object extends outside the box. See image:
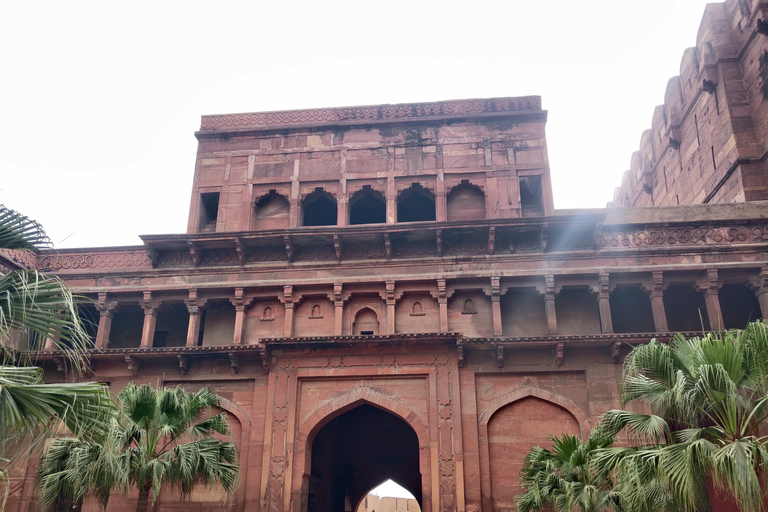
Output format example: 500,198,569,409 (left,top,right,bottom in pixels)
283,285,294,337
95,292,117,349
185,289,207,347
140,291,159,348
387,149,396,224
748,267,768,319
386,281,396,335
697,269,724,330
438,279,448,332
642,271,669,332
544,274,557,334
491,277,502,336
436,170,446,222
332,284,344,336
597,272,614,334
231,287,247,344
